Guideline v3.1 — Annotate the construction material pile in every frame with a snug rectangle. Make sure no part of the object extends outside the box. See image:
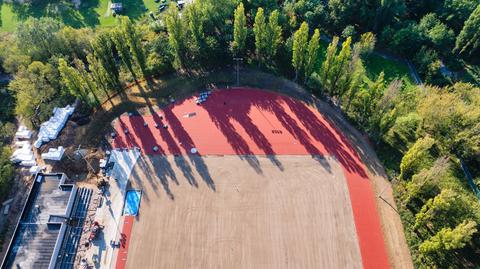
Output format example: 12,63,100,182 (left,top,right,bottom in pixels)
34,105,75,148
41,146,65,161
10,141,36,167
14,126,32,140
